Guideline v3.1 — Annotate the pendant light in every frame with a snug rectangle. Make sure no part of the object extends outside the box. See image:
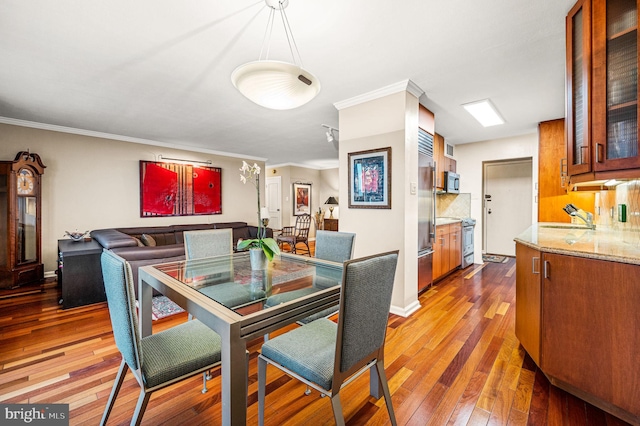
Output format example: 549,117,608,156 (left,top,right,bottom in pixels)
231,0,320,110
